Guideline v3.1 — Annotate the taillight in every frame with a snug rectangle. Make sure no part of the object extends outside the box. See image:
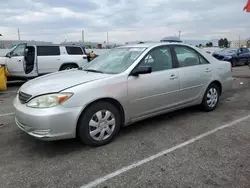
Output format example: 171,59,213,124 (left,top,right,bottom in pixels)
83,56,87,59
